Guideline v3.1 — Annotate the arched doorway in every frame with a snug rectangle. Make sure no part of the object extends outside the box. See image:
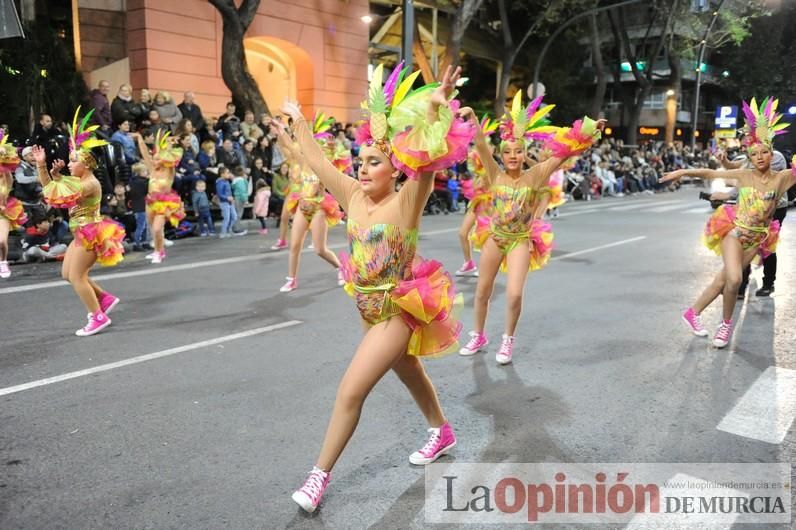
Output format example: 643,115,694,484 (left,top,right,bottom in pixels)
244,37,314,116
